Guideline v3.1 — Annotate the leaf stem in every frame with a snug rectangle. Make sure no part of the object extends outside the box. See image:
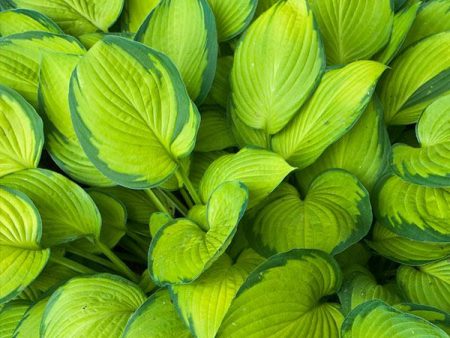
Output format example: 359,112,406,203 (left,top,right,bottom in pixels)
96,241,139,282
67,248,120,273
159,189,188,215
145,188,171,214
176,168,202,205
50,256,95,274
180,188,194,209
